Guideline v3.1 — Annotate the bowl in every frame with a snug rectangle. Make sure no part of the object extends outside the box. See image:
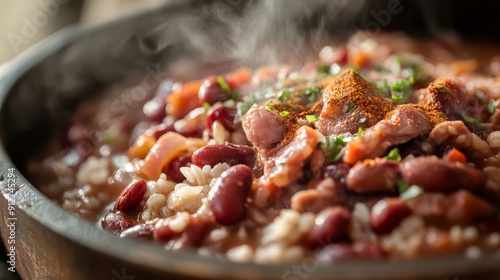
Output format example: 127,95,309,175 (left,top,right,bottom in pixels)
1,1,500,279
